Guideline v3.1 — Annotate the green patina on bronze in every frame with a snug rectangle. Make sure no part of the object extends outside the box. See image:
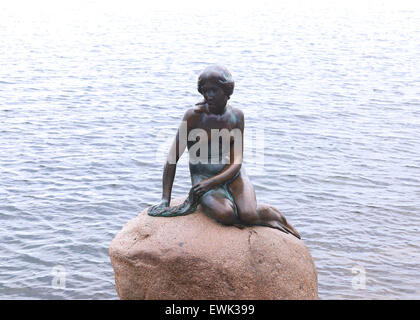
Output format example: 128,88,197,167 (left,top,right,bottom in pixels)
148,188,199,217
